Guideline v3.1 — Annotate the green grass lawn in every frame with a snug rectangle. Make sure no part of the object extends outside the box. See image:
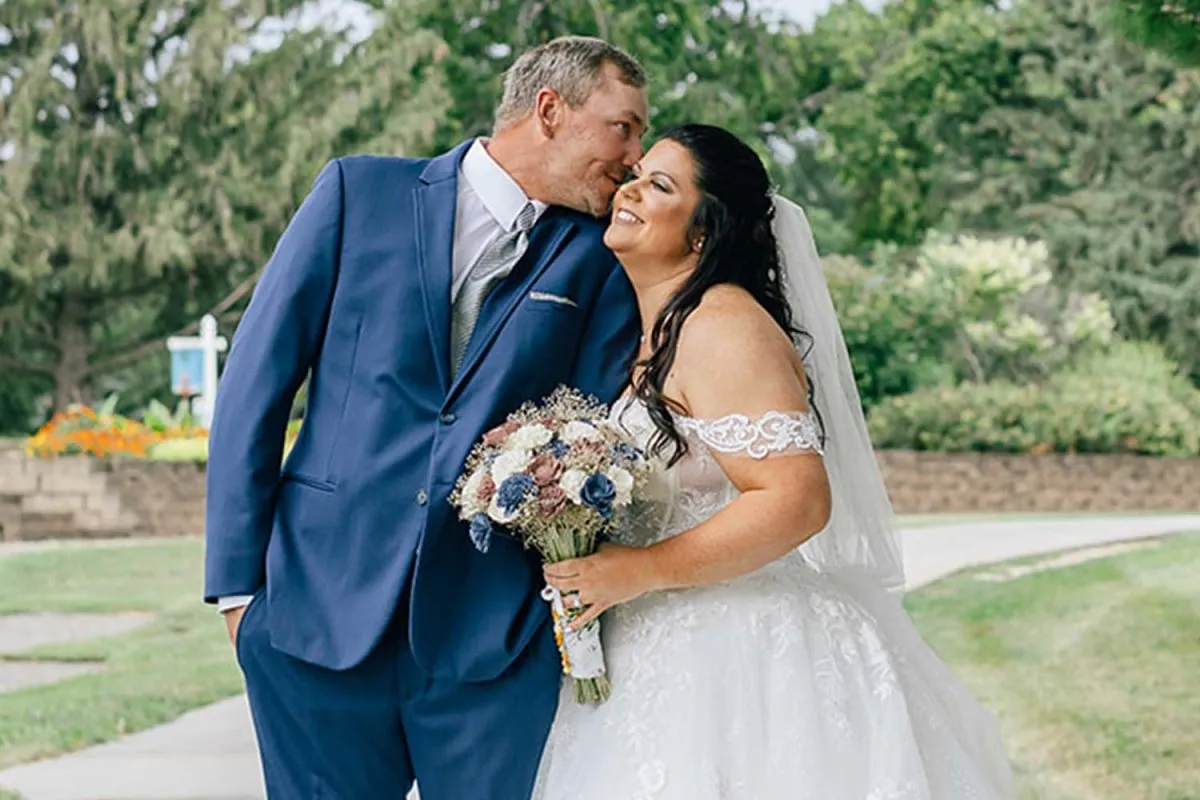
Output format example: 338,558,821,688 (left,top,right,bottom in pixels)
1,529,1198,797
906,531,1200,799
0,538,241,769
